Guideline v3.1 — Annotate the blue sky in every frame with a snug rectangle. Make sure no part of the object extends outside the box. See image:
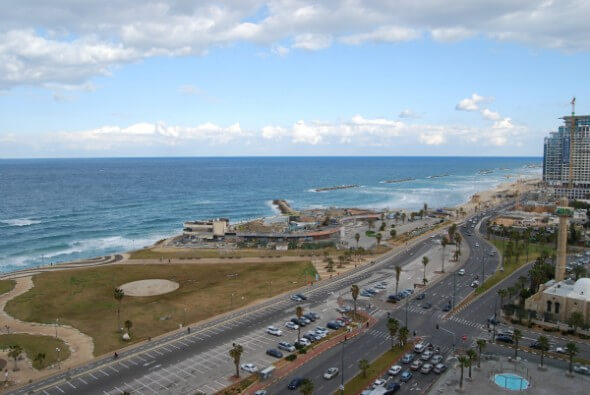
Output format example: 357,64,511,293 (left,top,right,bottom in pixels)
1,1,589,158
